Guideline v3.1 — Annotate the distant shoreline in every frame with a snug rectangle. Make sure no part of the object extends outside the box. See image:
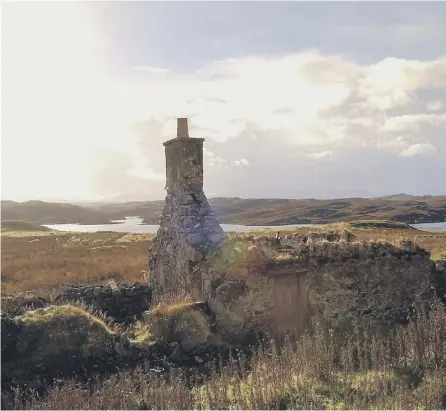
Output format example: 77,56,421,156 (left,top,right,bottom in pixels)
39,219,446,235
2,195,446,227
